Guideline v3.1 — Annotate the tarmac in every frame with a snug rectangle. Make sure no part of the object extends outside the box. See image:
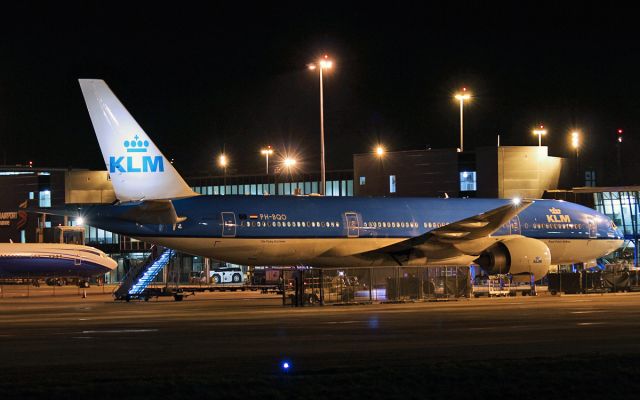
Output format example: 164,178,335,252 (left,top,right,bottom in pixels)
1,285,640,399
